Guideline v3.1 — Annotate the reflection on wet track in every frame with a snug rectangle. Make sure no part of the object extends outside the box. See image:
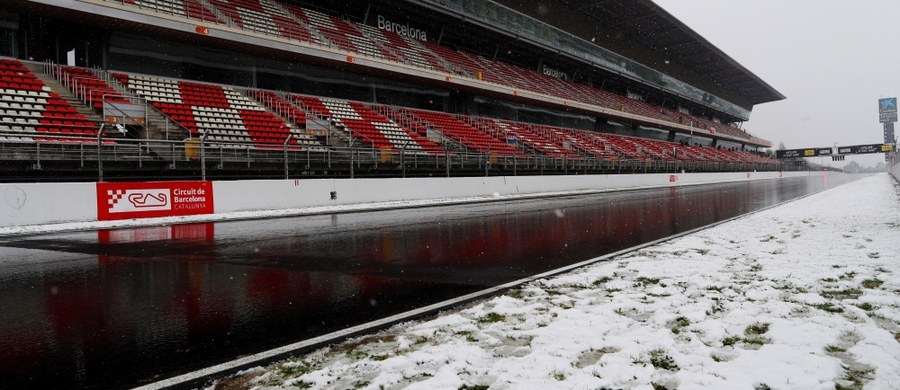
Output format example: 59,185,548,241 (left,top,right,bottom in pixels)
0,175,848,389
